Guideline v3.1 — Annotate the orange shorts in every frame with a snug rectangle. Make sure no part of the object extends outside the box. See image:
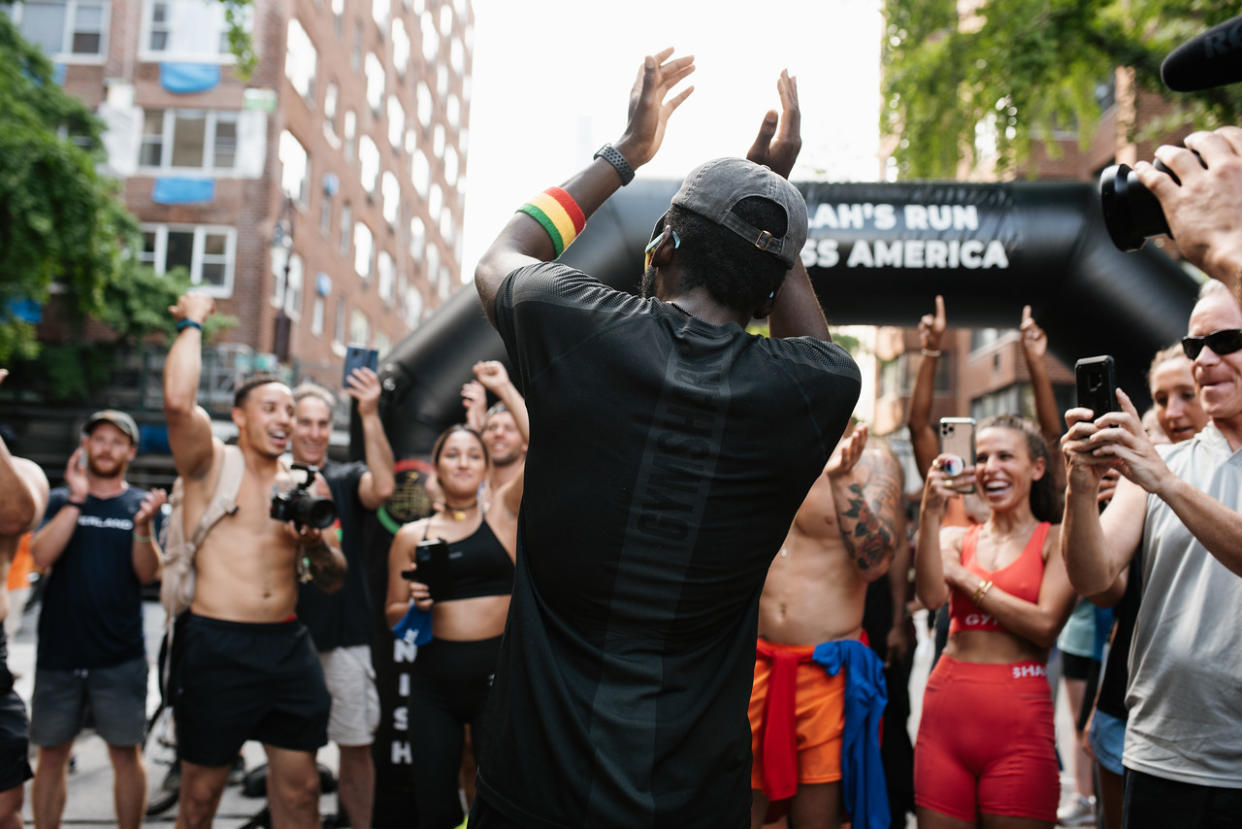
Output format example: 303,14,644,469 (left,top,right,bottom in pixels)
748,641,845,790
